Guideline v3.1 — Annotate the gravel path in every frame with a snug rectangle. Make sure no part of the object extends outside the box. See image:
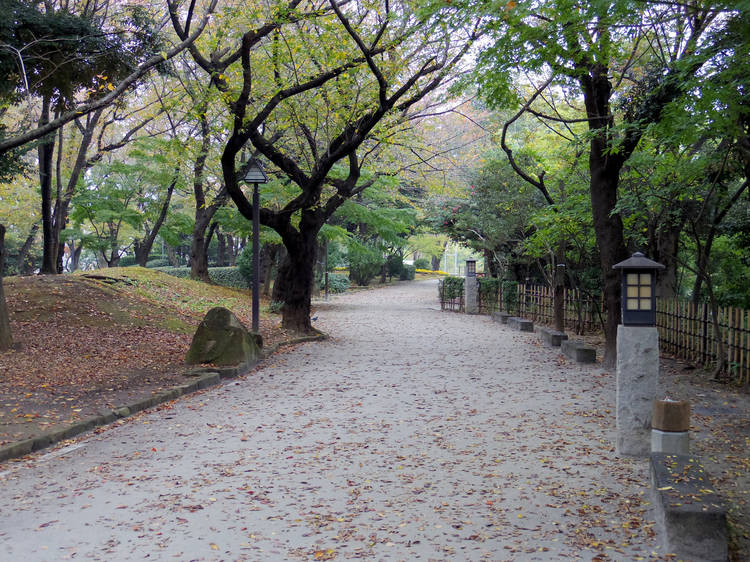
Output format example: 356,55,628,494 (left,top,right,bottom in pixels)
0,280,664,561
